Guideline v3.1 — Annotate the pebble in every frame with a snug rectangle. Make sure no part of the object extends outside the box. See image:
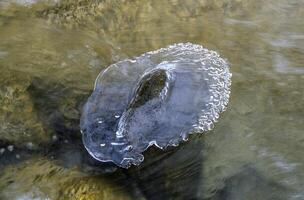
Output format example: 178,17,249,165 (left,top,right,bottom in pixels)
7,145,14,152
0,148,5,154
26,142,34,150
52,135,58,141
